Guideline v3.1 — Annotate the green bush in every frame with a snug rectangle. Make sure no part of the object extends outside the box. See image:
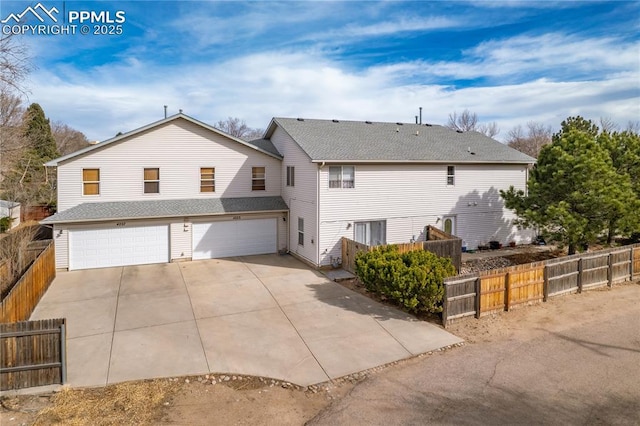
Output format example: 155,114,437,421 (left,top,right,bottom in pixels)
354,245,456,314
0,216,12,233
